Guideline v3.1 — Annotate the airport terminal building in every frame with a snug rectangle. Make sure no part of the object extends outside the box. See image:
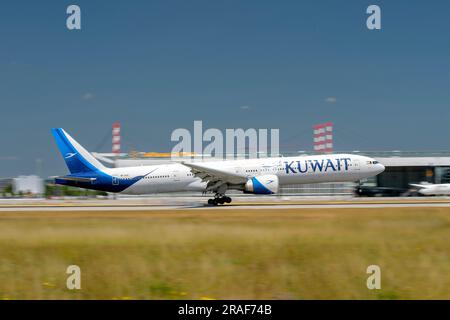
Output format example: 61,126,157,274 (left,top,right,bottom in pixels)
373,152,450,187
